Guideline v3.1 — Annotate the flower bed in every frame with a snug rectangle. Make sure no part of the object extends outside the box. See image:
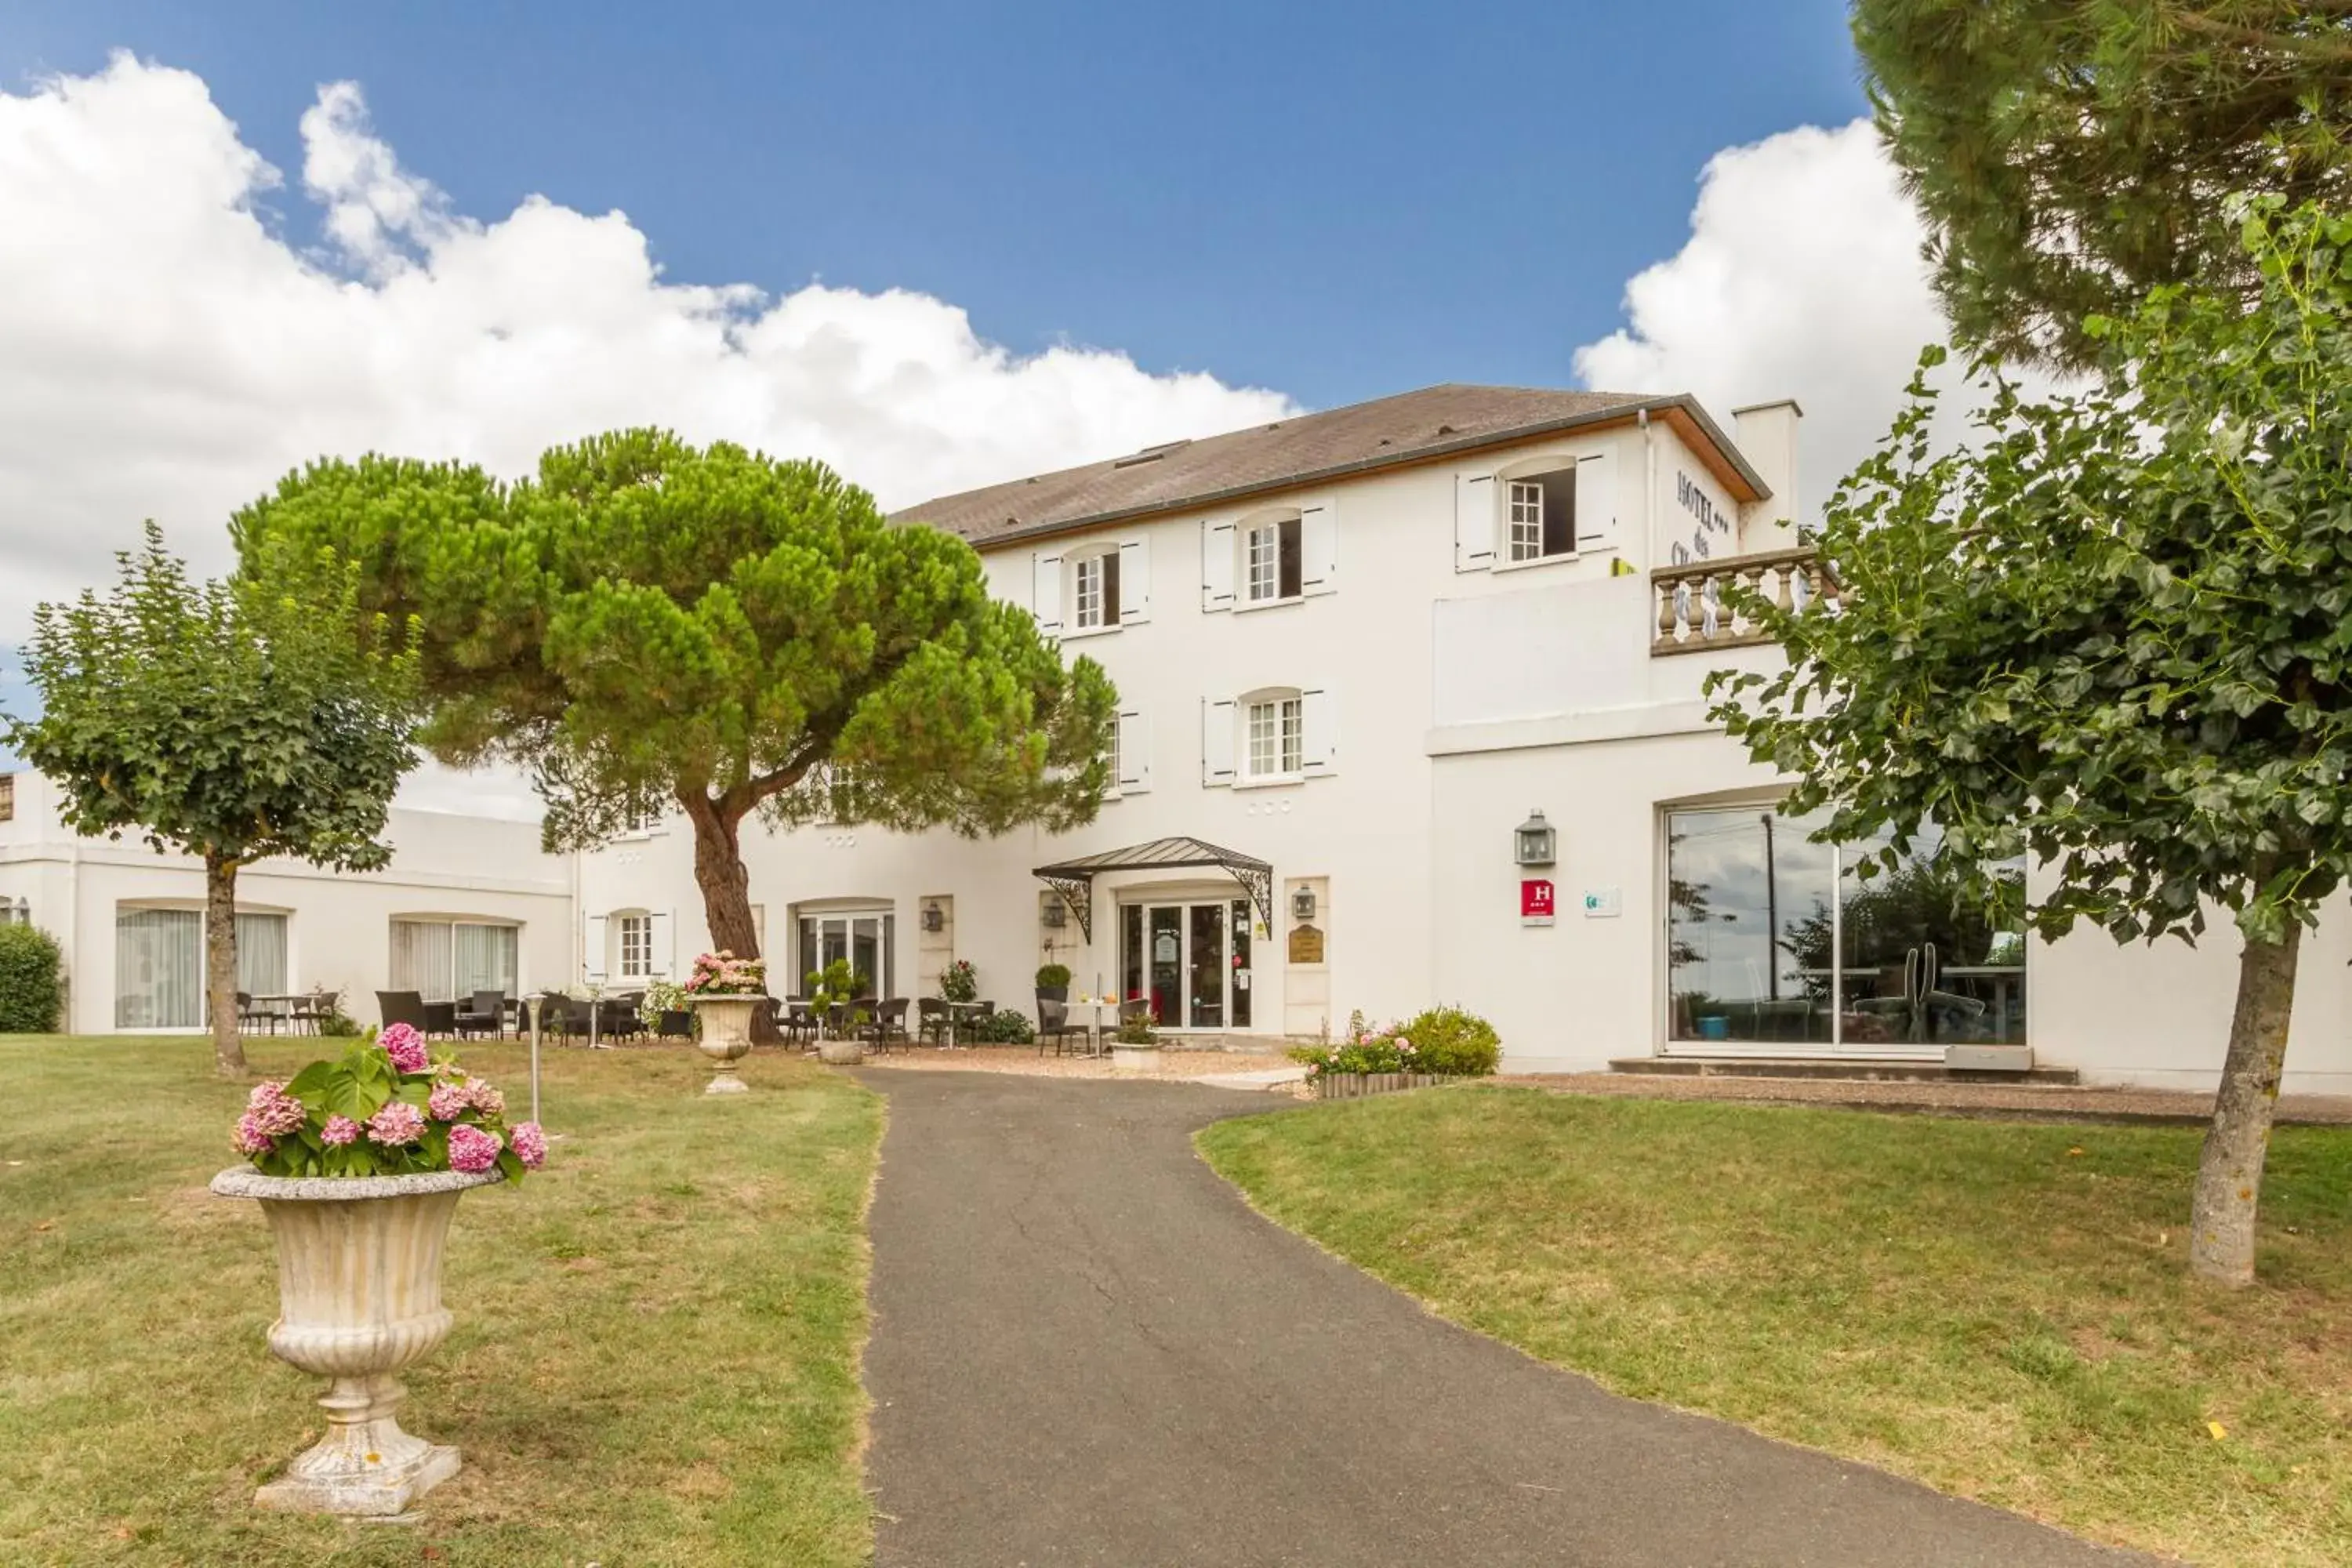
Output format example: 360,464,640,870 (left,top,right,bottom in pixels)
1289,1007,1501,1097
